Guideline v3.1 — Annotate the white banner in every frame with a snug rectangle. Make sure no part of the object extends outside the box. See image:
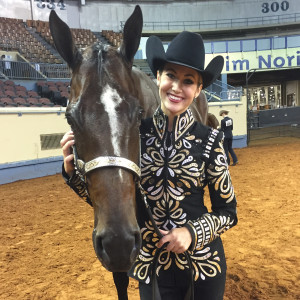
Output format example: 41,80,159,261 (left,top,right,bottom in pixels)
207,48,300,73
